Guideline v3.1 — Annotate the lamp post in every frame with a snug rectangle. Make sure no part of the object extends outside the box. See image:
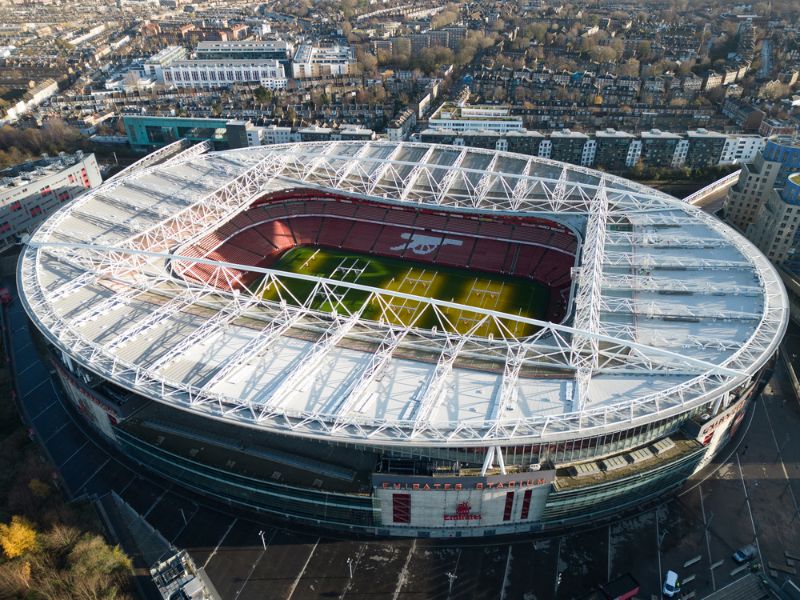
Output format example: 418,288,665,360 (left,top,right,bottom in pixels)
446,571,457,595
